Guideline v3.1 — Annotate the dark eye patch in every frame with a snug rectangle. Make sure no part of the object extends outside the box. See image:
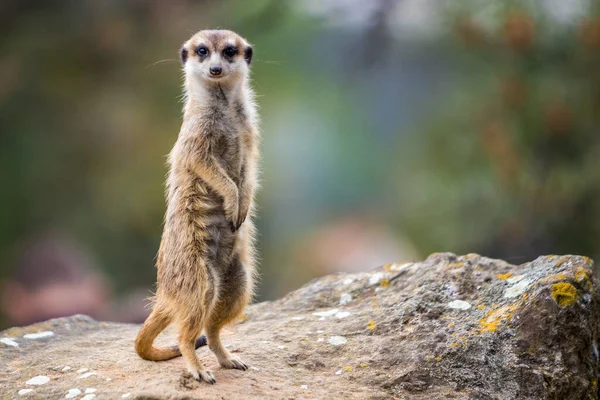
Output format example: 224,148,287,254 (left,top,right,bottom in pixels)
223,46,238,59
